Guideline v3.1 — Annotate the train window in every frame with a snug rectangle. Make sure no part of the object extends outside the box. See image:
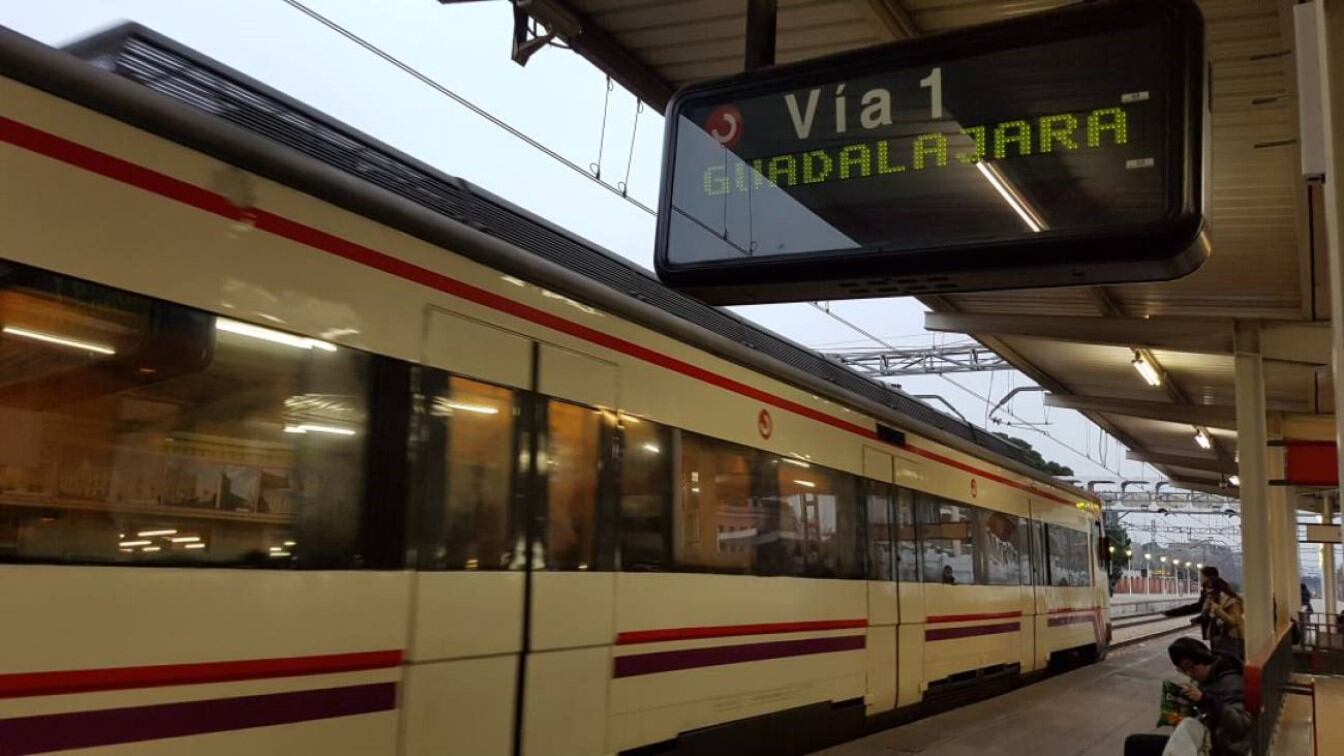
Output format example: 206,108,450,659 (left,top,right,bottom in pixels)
676,433,756,574
618,415,673,570
1046,525,1090,587
894,487,920,582
978,509,1022,585
778,460,862,579
918,496,975,585
417,372,517,570
1017,517,1033,585
0,265,371,567
864,480,893,581
544,401,609,570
